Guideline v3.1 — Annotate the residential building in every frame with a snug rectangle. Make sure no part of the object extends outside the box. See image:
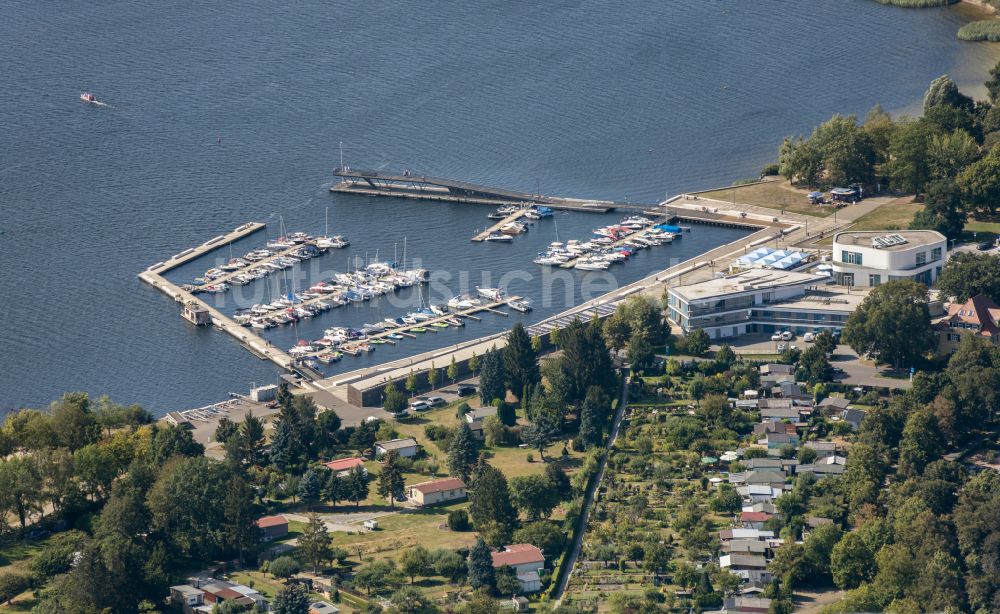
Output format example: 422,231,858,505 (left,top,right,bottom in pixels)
759,364,794,377
324,457,367,477
666,270,831,339
257,515,288,541
170,585,205,614
719,553,769,580
740,511,773,529
840,408,867,430
738,485,783,503
491,544,545,594
171,579,268,614
374,437,419,458
759,403,799,422
763,432,799,449
832,230,947,287
719,528,775,542
706,596,773,614
407,477,467,506
723,539,768,555
465,406,498,438
816,396,851,414
745,470,787,489
309,602,340,614
934,294,1000,354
